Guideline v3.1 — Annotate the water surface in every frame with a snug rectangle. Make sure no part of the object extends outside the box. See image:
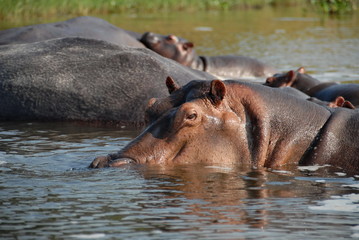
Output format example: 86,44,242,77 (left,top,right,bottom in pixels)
1,122,359,239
